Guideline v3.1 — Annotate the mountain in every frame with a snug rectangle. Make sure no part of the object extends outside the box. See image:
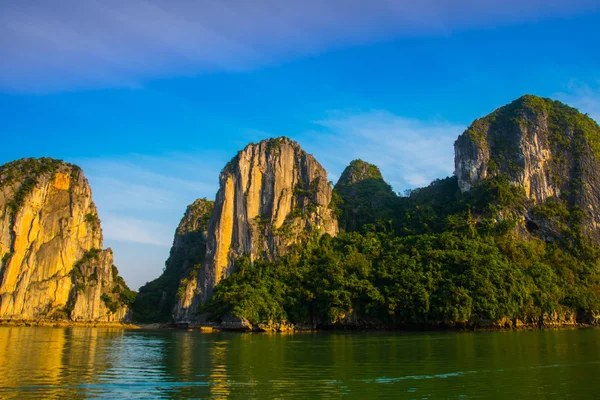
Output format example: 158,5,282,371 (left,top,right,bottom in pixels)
133,198,213,322
0,158,134,322
455,95,600,243
333,159,397,232
174,137,338,322
204,96,600,330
